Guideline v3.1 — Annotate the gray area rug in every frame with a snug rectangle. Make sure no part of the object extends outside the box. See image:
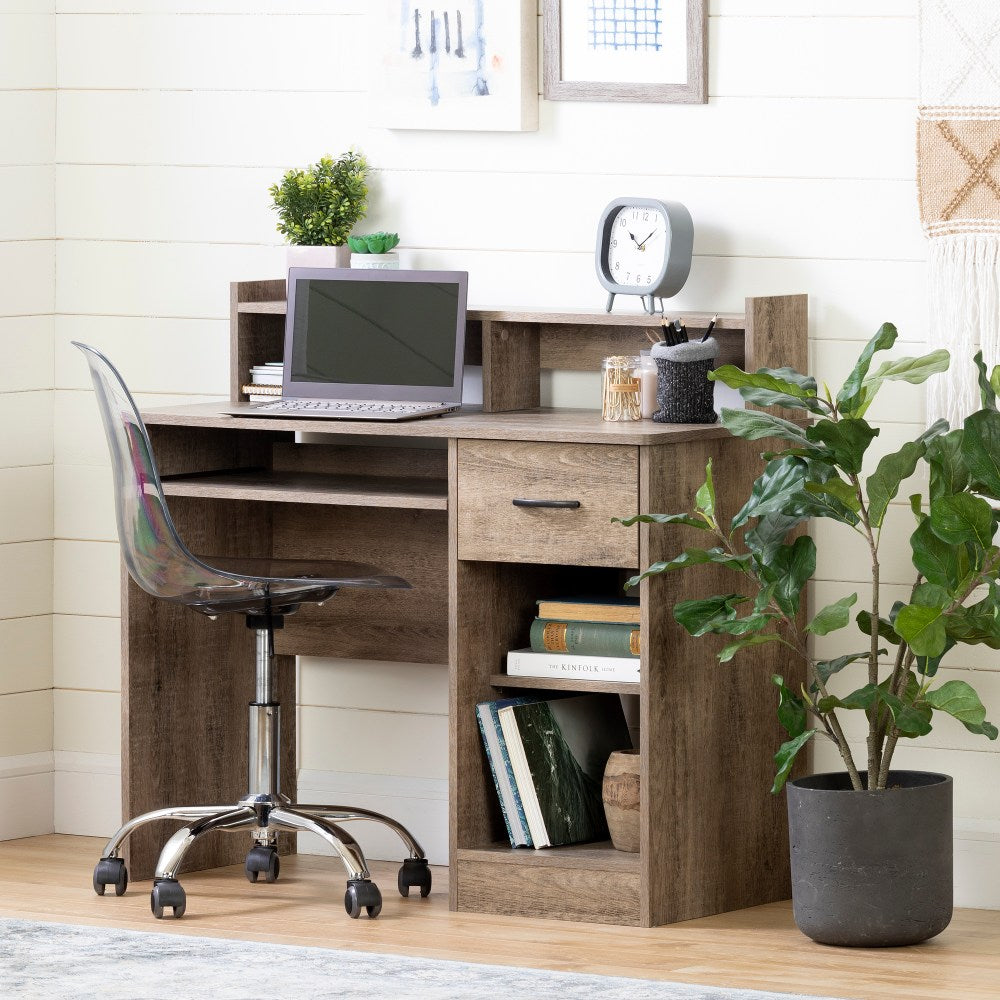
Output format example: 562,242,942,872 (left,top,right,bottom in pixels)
0,918,845,1000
